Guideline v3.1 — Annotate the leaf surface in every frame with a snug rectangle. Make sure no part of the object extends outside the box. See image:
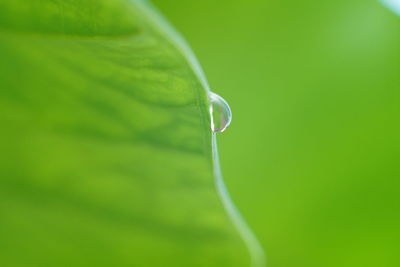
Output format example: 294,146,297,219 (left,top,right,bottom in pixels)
0,1,249,266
